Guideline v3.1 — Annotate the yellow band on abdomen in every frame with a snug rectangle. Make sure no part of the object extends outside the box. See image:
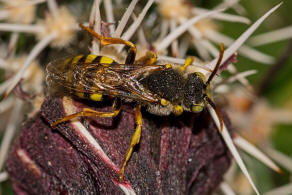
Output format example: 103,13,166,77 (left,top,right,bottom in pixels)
90,93,103,101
